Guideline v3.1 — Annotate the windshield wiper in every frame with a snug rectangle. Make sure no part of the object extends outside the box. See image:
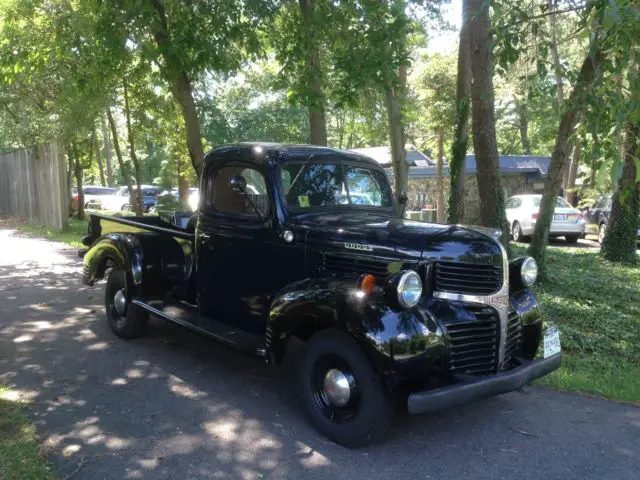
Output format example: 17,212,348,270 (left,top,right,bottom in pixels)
288,153,316,193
